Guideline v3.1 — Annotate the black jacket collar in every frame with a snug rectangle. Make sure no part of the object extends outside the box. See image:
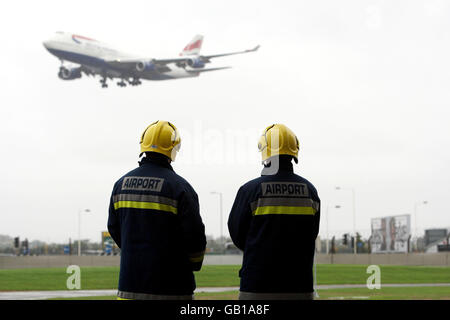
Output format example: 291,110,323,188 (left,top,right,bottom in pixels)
261,156,294,176
138,153,174,171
